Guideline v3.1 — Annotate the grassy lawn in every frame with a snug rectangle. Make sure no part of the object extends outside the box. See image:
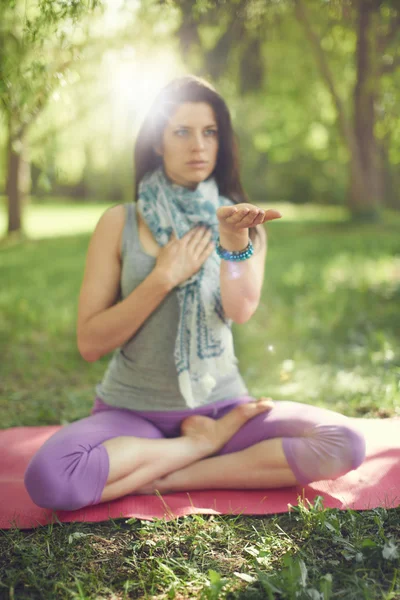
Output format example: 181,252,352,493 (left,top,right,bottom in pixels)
0,202,399,599
0,198,115,239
